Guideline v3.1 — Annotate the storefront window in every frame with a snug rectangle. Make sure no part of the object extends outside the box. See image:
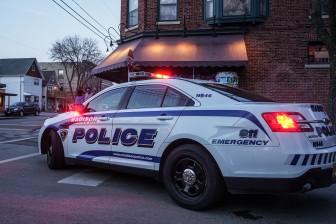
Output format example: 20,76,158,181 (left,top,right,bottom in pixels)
34,96,39,103
128,0,138,27
308,42,329,65
159,0,178,21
